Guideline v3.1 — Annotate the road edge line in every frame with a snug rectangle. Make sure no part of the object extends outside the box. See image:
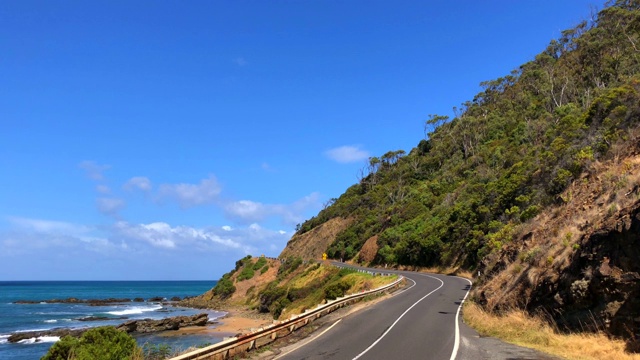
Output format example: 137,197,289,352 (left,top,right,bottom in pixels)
274,319,342,360
449,276,473,360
